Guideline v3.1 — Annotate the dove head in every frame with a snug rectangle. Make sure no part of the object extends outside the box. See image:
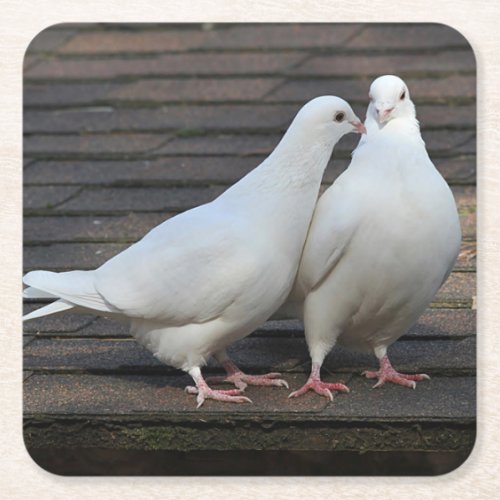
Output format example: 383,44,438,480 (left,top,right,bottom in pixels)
368,75,416,125
293,96,366,139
